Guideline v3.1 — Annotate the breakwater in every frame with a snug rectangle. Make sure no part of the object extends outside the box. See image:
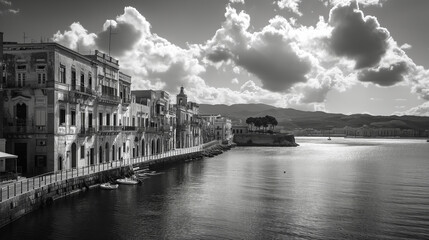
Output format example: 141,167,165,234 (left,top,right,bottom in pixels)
0,142,231,229
233,133,298,147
